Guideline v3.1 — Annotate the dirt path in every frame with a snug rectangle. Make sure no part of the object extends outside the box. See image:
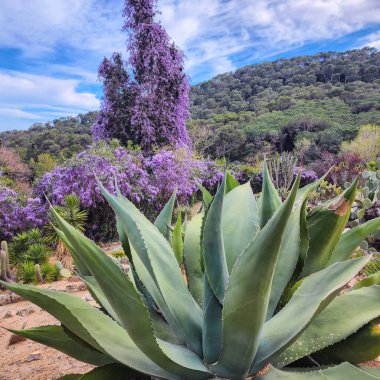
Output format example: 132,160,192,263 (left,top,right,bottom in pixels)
1,287,95,380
